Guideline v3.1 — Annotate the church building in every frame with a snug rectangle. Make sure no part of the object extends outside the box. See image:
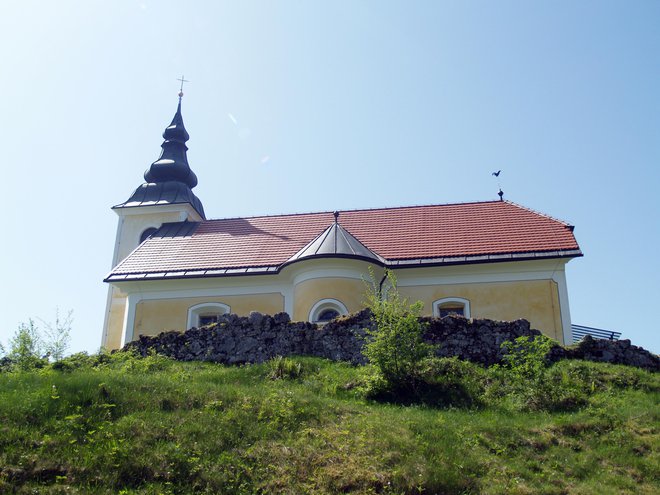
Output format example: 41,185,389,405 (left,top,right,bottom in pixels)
102,97,582,350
